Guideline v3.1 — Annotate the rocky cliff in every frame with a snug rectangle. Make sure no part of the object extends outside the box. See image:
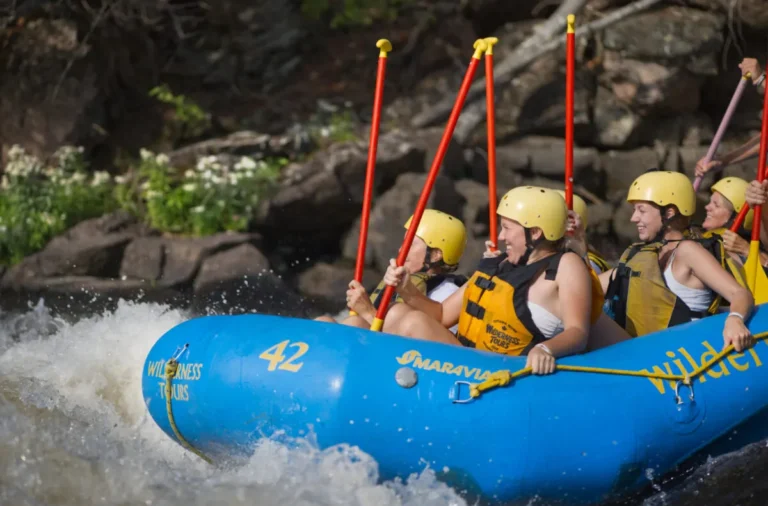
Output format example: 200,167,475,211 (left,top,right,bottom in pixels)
2,0,768,317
